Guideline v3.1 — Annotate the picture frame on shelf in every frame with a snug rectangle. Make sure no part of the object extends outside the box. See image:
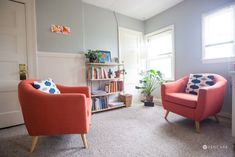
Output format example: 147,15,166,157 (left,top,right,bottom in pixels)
99,51,111,63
